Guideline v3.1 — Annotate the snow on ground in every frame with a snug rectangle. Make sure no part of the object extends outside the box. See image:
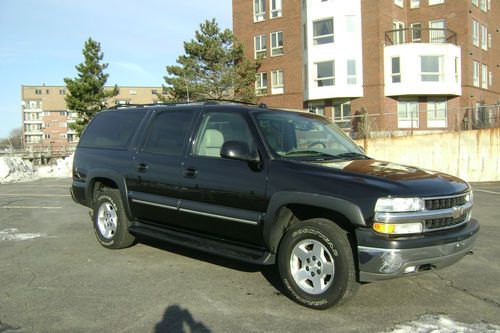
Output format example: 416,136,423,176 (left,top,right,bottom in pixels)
35,153,73,178
0,156,37,184
383,315,500,333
